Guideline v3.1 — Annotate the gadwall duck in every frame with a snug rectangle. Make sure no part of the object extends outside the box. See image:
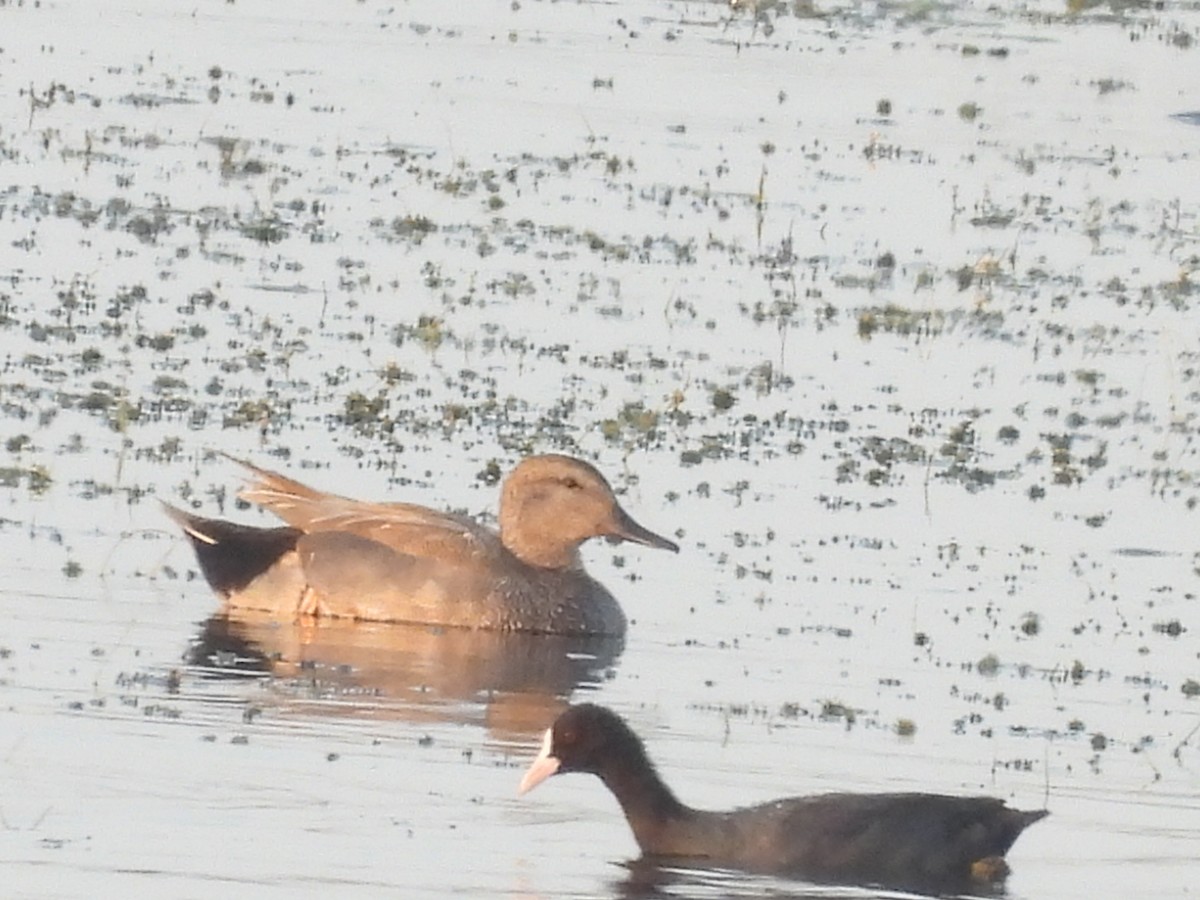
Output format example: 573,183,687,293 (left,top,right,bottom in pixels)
164,455,678,635
520,705,1048,890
